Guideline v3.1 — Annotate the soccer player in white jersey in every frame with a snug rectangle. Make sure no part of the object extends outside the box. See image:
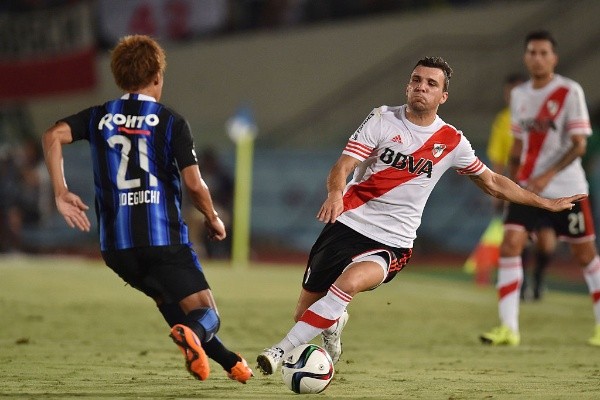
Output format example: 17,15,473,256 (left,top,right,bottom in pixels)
255,56,584,375
480,30,600,347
